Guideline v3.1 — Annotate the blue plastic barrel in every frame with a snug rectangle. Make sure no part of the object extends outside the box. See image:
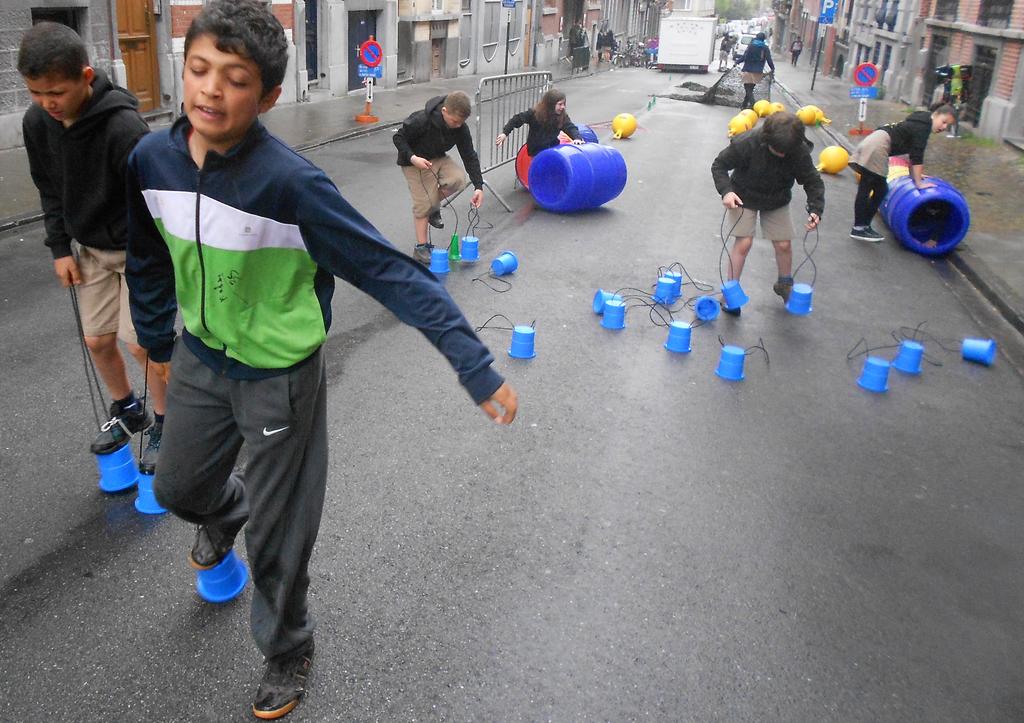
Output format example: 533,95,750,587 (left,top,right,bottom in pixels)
576,123,599,144
528,143,628,213
880,176,970,257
